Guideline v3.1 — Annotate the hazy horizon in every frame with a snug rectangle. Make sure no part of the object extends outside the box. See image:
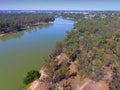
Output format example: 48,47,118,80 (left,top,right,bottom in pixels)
1,10,120,11
0,0,120,10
